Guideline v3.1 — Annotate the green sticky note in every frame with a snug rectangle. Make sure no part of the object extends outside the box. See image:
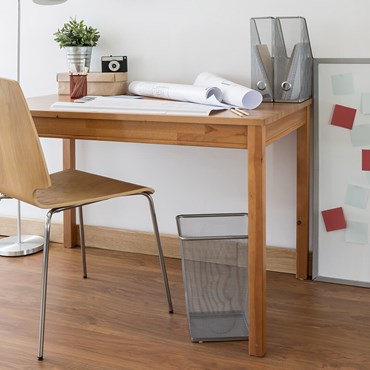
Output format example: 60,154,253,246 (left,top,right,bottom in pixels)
331,73,354,95
345,220,368,244
345,184,369,209
350,125,370,147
